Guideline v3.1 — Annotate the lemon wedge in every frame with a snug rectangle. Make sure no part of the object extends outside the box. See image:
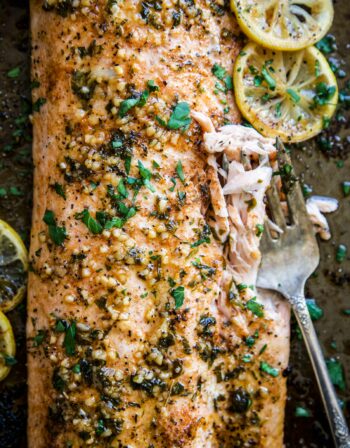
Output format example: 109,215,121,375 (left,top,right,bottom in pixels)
0,310,16,381
0,219,28,313
233,43,338,143
231,0,334,51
